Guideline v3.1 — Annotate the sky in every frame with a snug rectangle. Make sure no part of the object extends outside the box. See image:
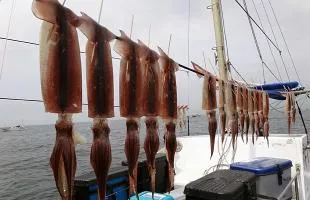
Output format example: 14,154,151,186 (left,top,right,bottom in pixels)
0,0,309,125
